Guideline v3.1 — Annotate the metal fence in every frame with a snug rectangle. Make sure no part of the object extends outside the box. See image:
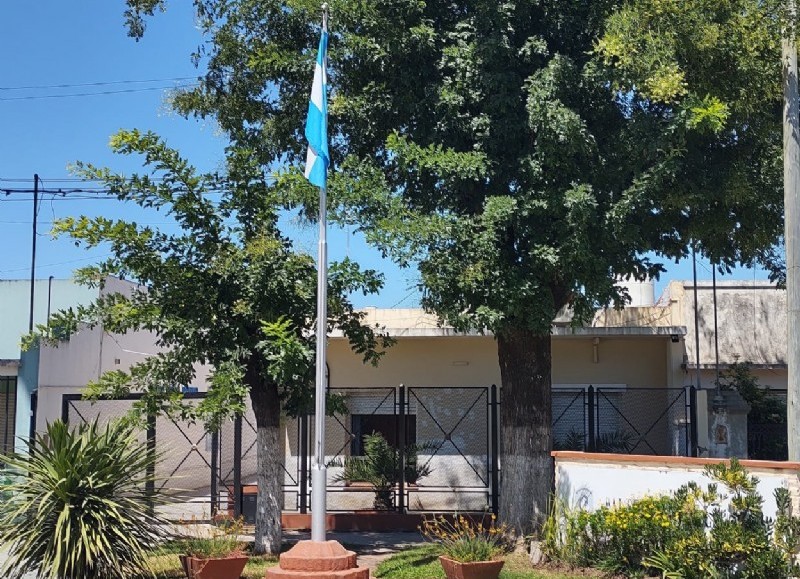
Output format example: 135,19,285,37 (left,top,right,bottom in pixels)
553,386,697,456
747,389,787,460
61,384,695,520
60,385,500,520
